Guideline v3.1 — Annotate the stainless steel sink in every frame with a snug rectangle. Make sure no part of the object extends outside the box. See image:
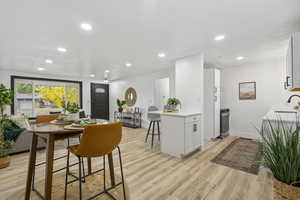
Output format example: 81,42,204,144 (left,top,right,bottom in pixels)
274,110,298,114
